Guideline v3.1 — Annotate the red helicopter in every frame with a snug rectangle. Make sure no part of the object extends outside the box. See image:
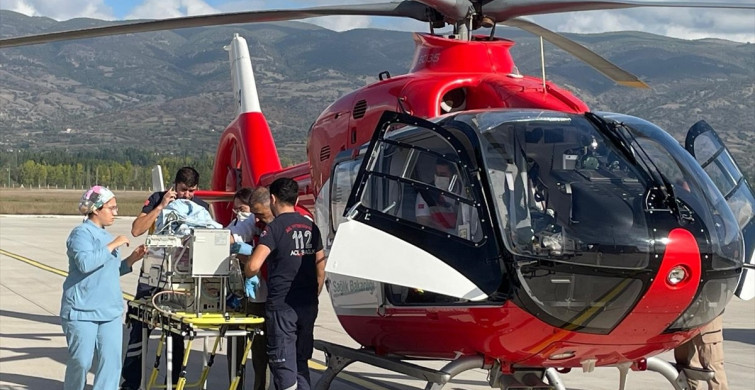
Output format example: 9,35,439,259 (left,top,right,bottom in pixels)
2,1,754,389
